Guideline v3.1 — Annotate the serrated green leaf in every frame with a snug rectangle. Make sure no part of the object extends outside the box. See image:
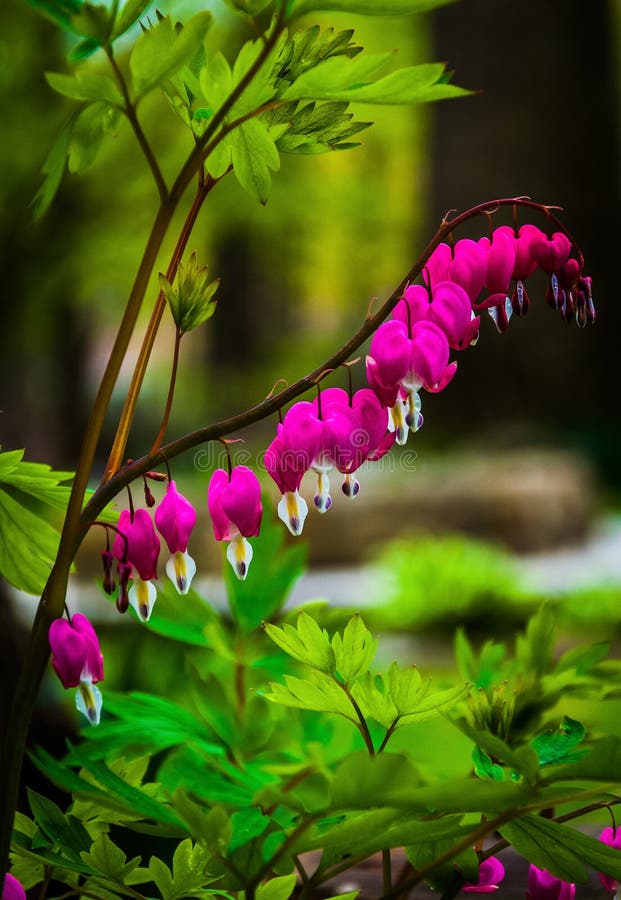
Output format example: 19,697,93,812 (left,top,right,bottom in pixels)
150,855,175,899
282,51,392,100
264,671,354,718
168,839,212,898
256,874,297,900
32,121,73,220
291,0,455,13
46,70,123,105
68,101,121,173
228,34,284,118
130,12,212,97
80,833,141,882
264,610,334,673
331,613,377,683
230,117,280,204
112,0,154,38
171,794,231,855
